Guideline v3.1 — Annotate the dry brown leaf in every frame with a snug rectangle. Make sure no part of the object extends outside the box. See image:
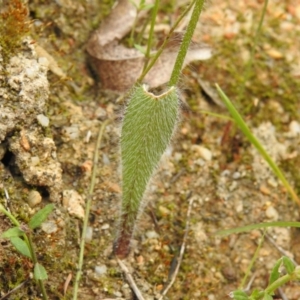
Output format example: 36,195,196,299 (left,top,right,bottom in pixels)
88,0,137,48
87,0,212,91
87,0,151,49
265,48,283,59
88,36,211,91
